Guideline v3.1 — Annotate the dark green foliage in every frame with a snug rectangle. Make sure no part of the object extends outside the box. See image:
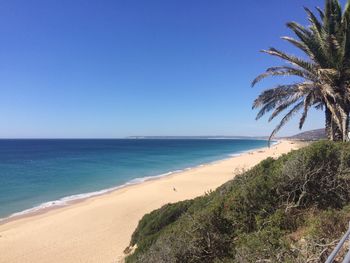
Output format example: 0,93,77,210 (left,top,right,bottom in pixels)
278,141,350,209
129,199,193,253
125,141,350,262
